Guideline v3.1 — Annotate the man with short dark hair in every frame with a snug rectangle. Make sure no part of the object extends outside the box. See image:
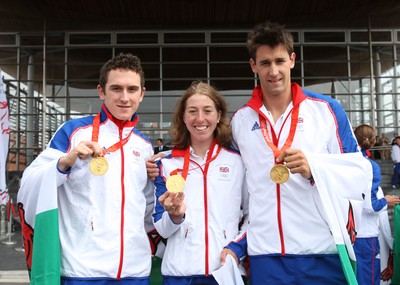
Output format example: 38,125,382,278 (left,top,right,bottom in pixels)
154,138,169,154
226,21,371,284
18,53,155,285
